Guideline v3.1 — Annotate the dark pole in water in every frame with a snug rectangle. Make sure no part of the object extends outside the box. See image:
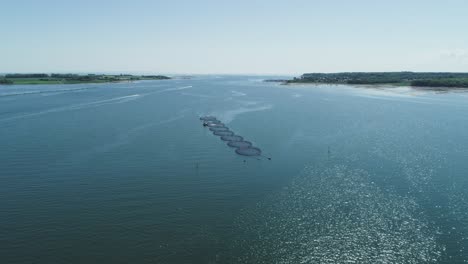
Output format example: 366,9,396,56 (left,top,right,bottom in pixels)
328,146,331,161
